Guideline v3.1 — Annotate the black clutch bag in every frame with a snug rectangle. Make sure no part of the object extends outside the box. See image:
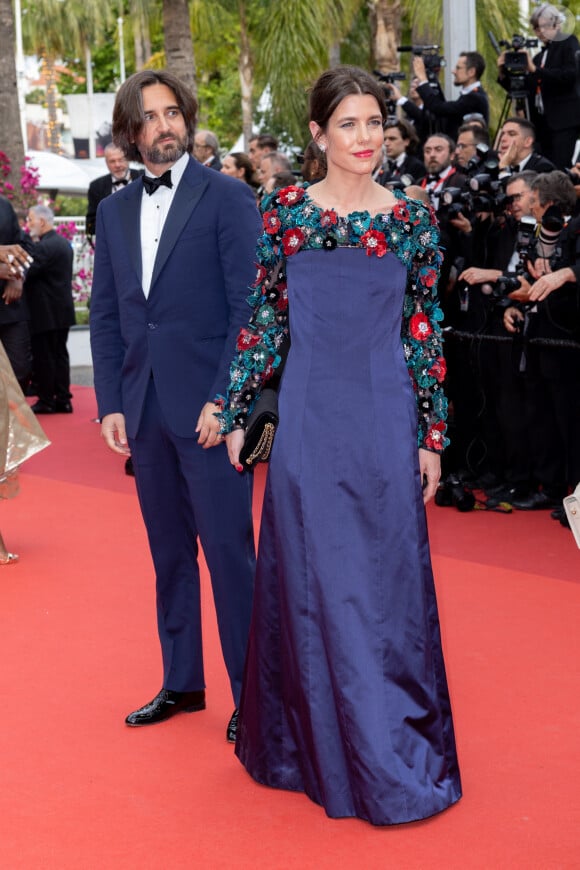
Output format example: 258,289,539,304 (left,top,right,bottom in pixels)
239,388,279,470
